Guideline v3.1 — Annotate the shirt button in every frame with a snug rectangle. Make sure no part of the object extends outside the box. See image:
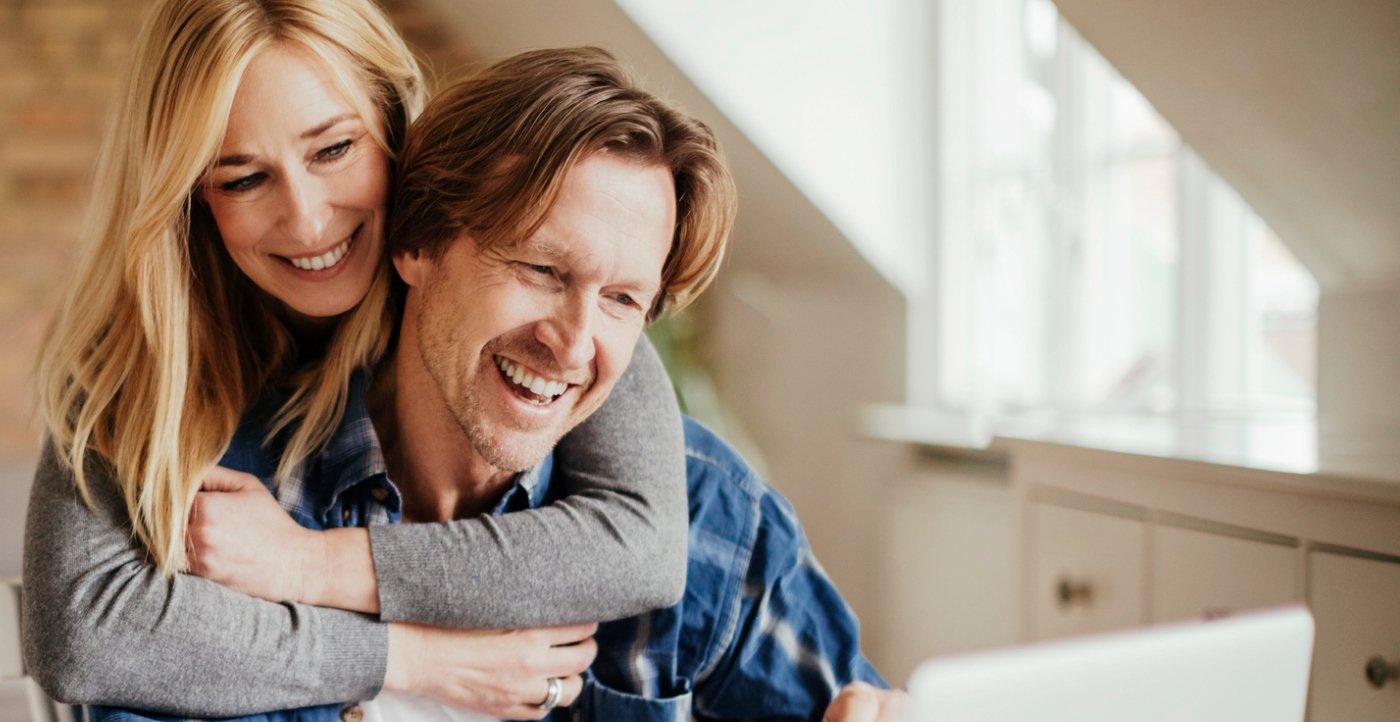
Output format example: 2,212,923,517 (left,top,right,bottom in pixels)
371,486,389,503
341,705,363,722
342,507,352,523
